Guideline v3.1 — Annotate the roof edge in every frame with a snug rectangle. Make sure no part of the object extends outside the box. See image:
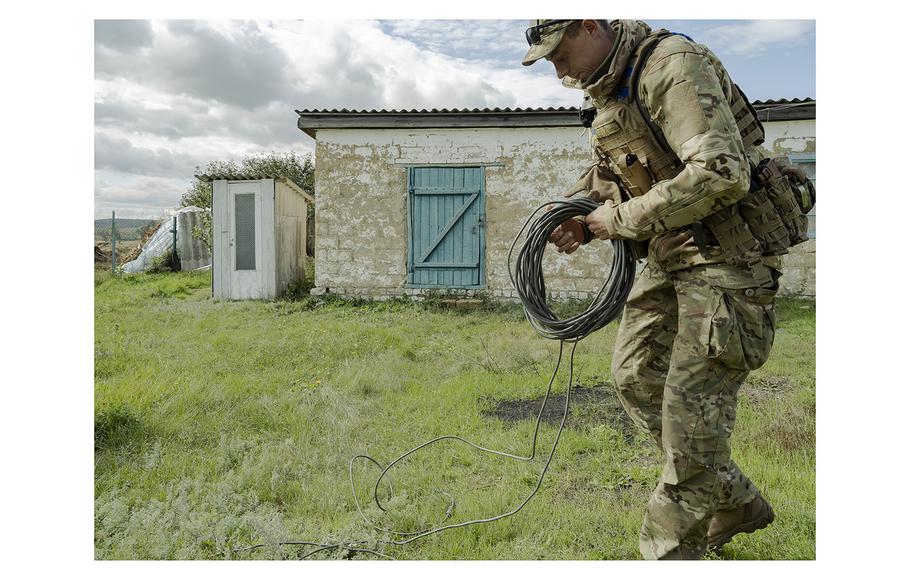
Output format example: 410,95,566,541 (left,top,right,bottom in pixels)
194,175,315,202
296,99,815,137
